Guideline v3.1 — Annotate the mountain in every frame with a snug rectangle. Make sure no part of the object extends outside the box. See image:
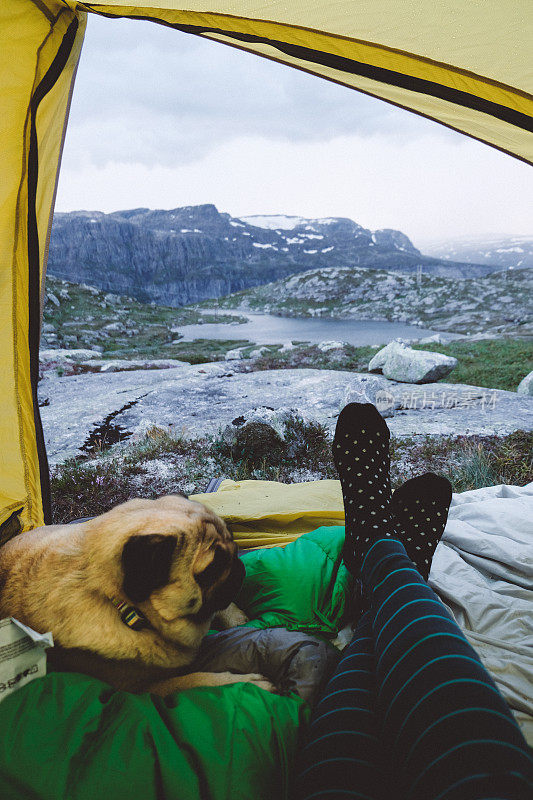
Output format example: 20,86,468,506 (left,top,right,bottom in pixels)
205,265,533,337
48,205,497,306
422,235,533,270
